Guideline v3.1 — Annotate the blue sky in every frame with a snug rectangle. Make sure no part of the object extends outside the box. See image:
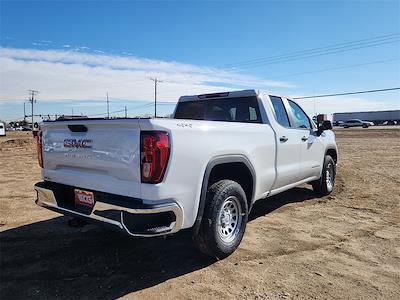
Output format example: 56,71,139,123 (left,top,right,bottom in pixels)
0,0,399,121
